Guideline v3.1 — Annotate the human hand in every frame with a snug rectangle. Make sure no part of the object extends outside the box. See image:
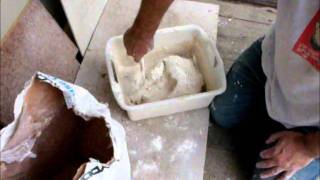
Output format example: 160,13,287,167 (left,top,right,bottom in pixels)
256,131,314,180
123,27,154,62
